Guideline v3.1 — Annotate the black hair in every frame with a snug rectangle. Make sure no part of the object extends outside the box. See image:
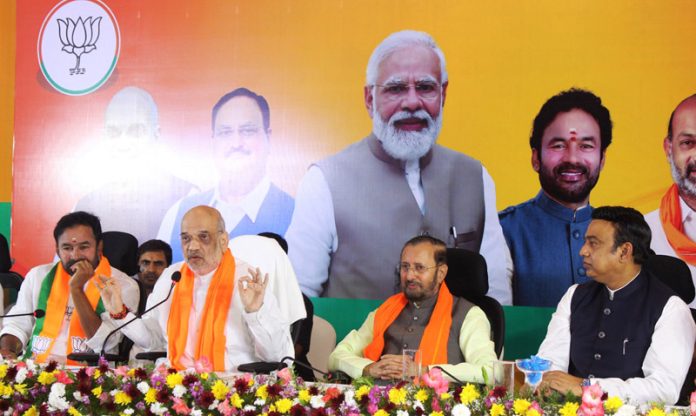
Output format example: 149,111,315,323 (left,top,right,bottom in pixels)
402,235,447,265
53,211,102,244
211,87,270,132
137,239,173,266
591,206,651,265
